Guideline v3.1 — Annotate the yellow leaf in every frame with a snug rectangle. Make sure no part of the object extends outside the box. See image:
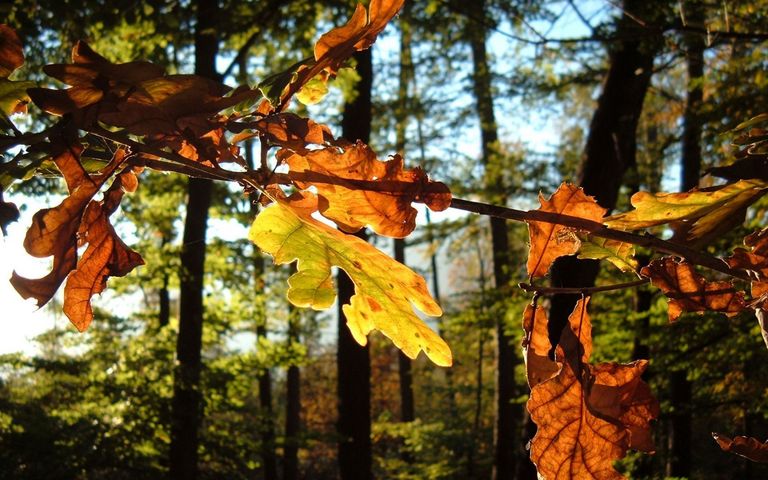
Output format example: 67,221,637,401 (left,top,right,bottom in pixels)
249,191,451,366
605,180,768,240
